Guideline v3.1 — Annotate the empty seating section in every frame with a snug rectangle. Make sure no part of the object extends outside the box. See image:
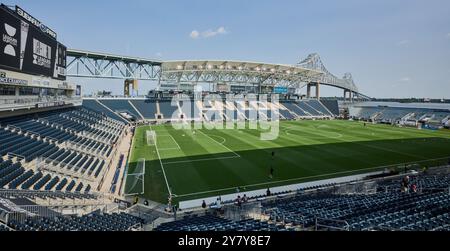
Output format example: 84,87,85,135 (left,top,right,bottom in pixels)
159,101,179,119
0,106,126,195
82,99,128,123
11,120,77,143
180,100,200,119
79,98,336,122
33,174,51,190
153,171,450,232
0,223,10,231
261,173,450,231
8,212,144,231
156,214,287,231
278,109,295,120
282,102,308,116
94,160,106,178
296,101,321,116
0,162,24,188
65,180,76,192
55,178,68,191
351,106,450,125
45,176,60,191
0,162,88,193
321,100,340,116
99,99,141,118
306,100,333,116
21,172,43,189
129,100,157,119
9,170,33,189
